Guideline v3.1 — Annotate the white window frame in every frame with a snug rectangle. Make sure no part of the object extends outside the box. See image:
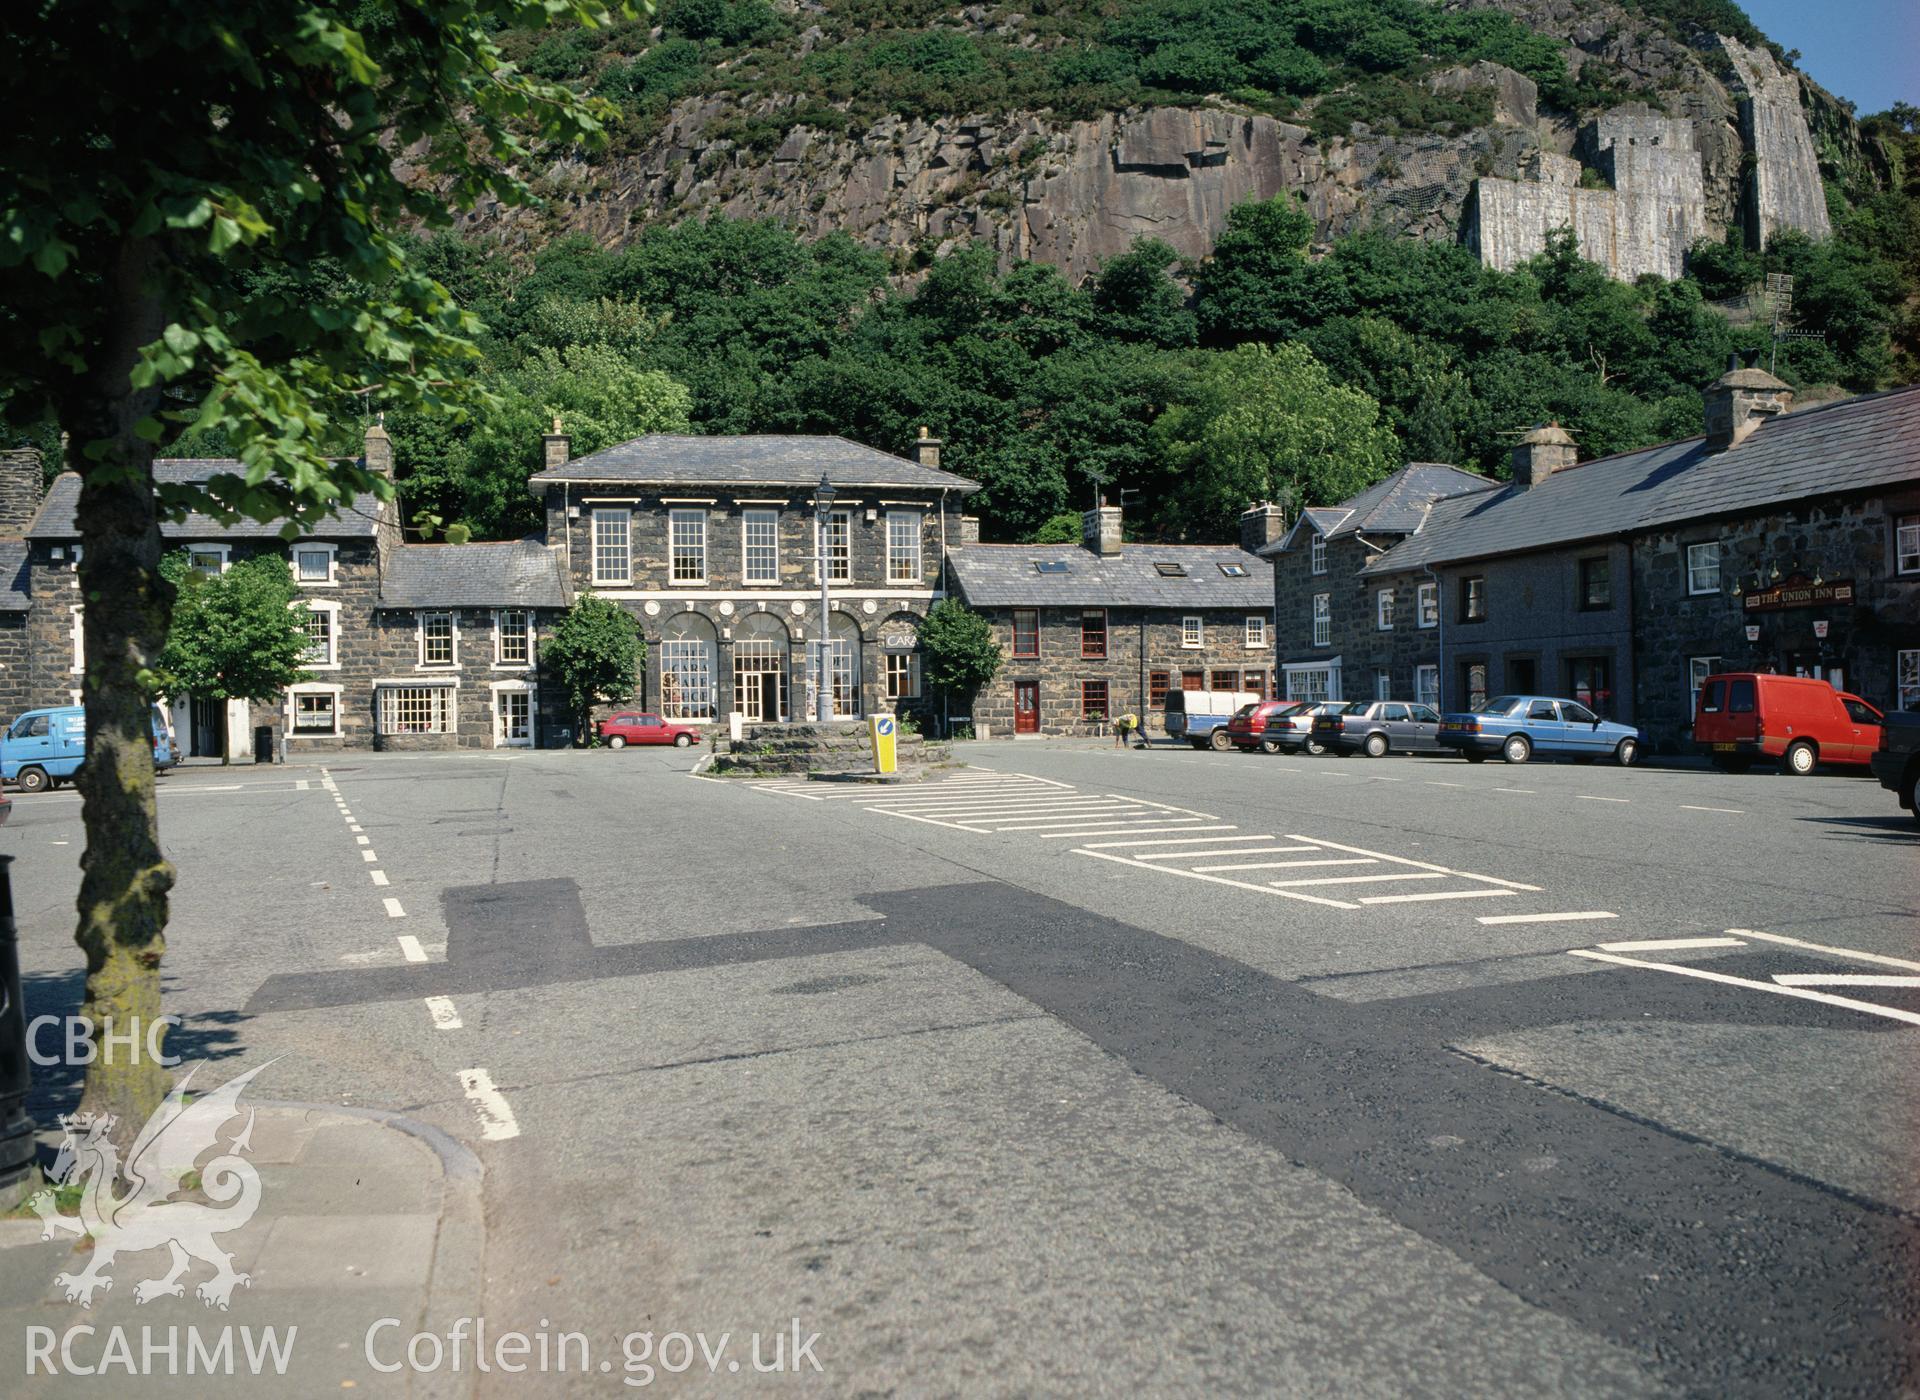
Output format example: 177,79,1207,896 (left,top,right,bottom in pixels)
291,541,338,586
490,680,535,748
591,509,632,586
377,683,456,736
494,609,533,669
418,611,458,669
1376,588,1394,631
1687,656,1723,721
1414,663,1439,710
1417,581,1438,629
1897,648,1919,711
825,510,852,584
70,605,84,673
1685,541,1721,596
1283,662,1340,703
1310,533,1327,575
884,651,920,702
187,544,231,576
742,508,780,585
1312,593,1331,648
287,684,343,738
660,636,716,722
886,511,922,585
298,599,341,669
1897,515,1920,576
1244,615,1268,649
670,508,707,585
1181,615,1204,649
1375,669,1391,701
